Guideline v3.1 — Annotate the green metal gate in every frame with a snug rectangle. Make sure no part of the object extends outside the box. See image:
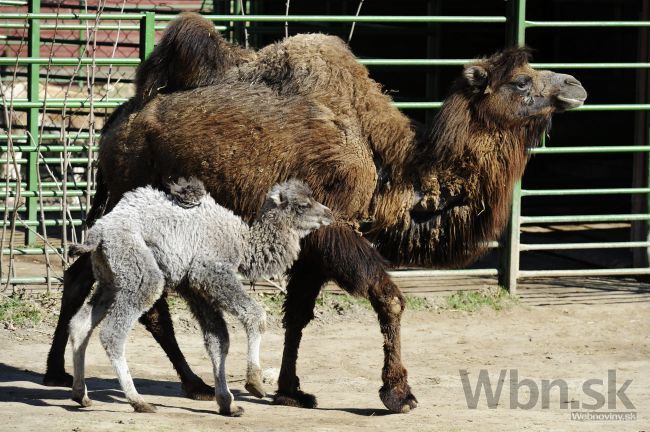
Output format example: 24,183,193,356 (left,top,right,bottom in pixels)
1,0,649,293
